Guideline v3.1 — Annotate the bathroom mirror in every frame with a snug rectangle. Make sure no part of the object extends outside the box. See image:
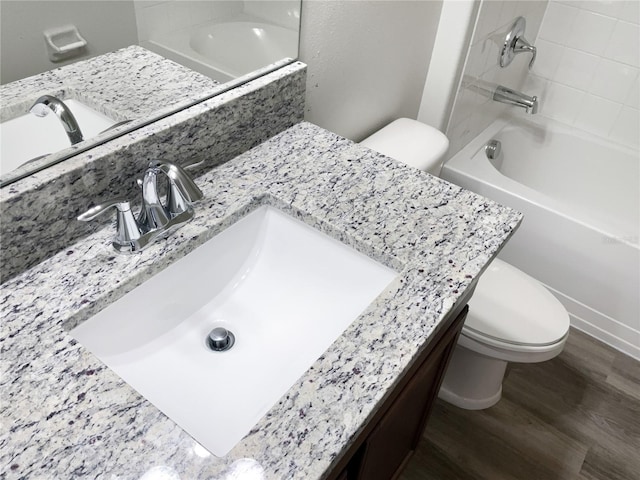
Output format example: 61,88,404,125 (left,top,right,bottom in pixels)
0,0,301,187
